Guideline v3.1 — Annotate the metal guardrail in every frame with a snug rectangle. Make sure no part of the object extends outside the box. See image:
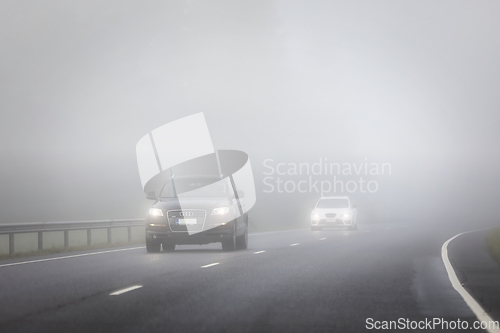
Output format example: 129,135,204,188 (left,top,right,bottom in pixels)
0,219,145,255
